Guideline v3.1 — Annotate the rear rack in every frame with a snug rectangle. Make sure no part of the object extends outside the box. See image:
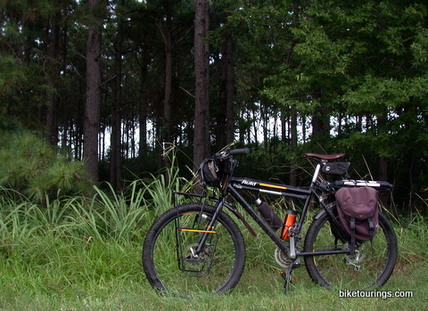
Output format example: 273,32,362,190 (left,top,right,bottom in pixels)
333,179,393,191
